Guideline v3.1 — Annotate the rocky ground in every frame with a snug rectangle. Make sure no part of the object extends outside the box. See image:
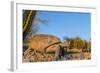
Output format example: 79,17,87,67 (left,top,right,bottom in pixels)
23,34,91,62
